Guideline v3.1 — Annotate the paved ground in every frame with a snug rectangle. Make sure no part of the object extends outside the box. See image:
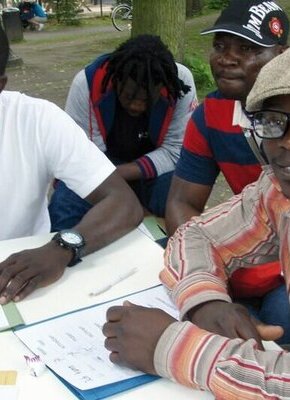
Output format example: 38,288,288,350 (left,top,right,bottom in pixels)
6,15,232,208
7,7,124,108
